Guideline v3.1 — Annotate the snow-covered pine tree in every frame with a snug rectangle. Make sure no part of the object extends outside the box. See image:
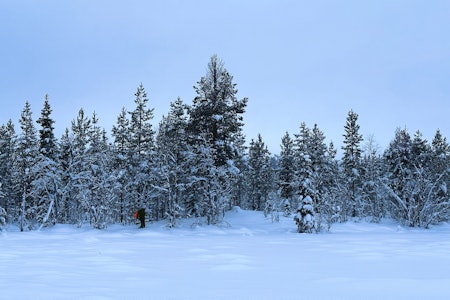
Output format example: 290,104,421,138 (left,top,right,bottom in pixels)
361,136,385,222
13,101,39,231
341,110,364,219
382,128,448,227
128,84,156,220
247,134,273,211
384,128,414,224
111,107,131,224
431,129,450,184
432,129,450,161
0,120,16,221
70,108,92,226
430,129,450,223
33,95,61,228
432,129,450,167
31,157,61,228
293,122,312,209
156,117,179,227
278,132,295,210
185,132,226,225
294,195,315,233
85,112,114,229
319,141,342,229
411,130,431,170
58,129,76,224
187,55,248,215
306,124,330,230
183,136,206,220
36,95,57,159
129,84,155,160
155,98,190,227
228,129,248,208
411,130,449,227
188,55,248,168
